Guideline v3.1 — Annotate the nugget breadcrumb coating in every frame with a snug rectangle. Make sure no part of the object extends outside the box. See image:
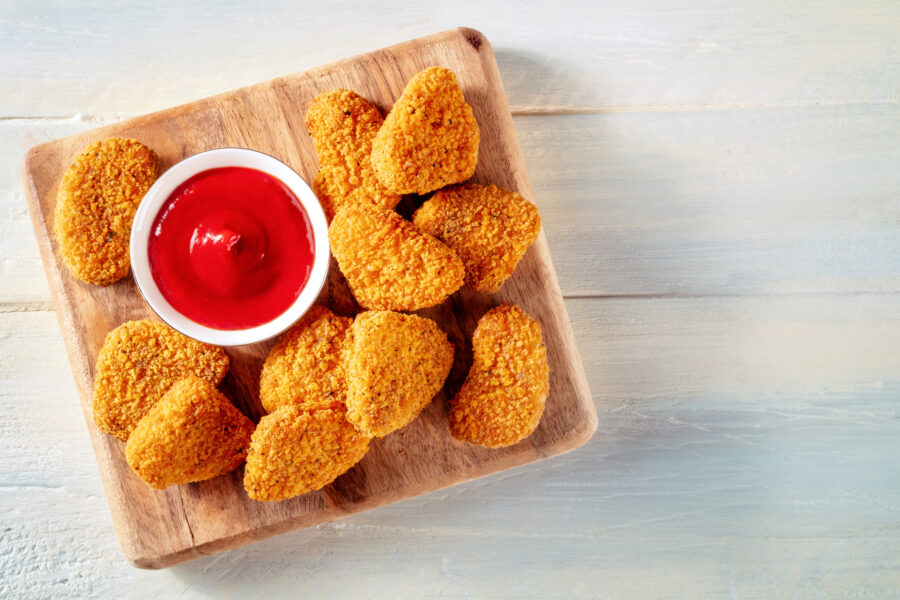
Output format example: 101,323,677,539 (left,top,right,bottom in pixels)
124,375,254,489
345,311,454,437
93,320,230,441
370,67,480,194
305,89,402,221
449,304,549,448
413,184,541,293
243,404,370,501
329,206,464,311
259,305,353,413
53,138,158,285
